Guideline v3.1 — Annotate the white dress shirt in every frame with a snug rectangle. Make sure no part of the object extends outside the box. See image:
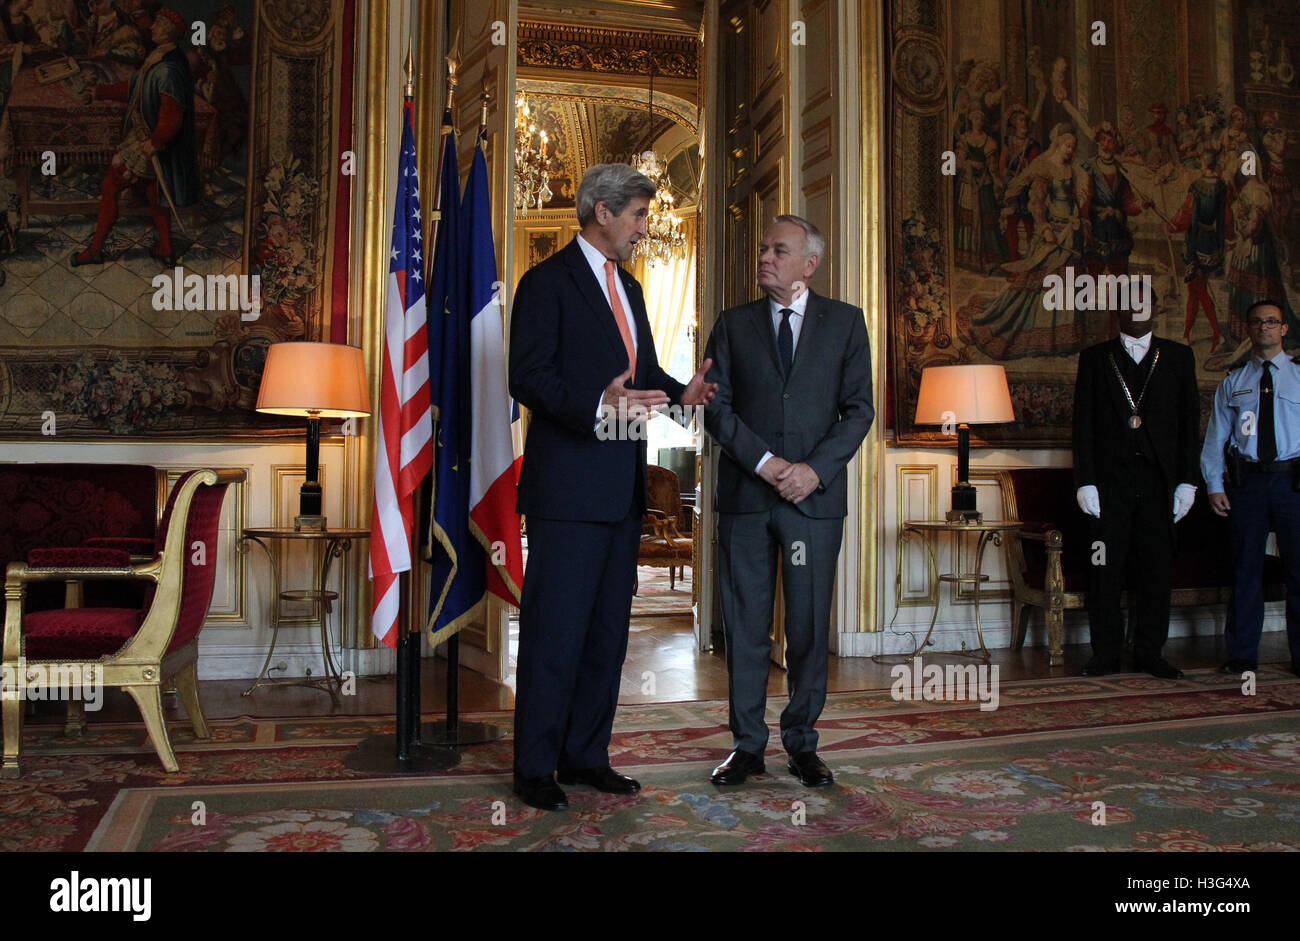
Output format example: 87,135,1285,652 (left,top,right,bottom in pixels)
1120,330,1152,363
